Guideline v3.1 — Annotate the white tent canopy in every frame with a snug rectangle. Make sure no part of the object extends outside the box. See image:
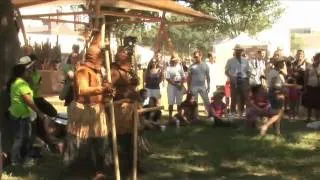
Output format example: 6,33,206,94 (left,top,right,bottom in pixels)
212,34,267,85
213,33,265,50
135,45,154,68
